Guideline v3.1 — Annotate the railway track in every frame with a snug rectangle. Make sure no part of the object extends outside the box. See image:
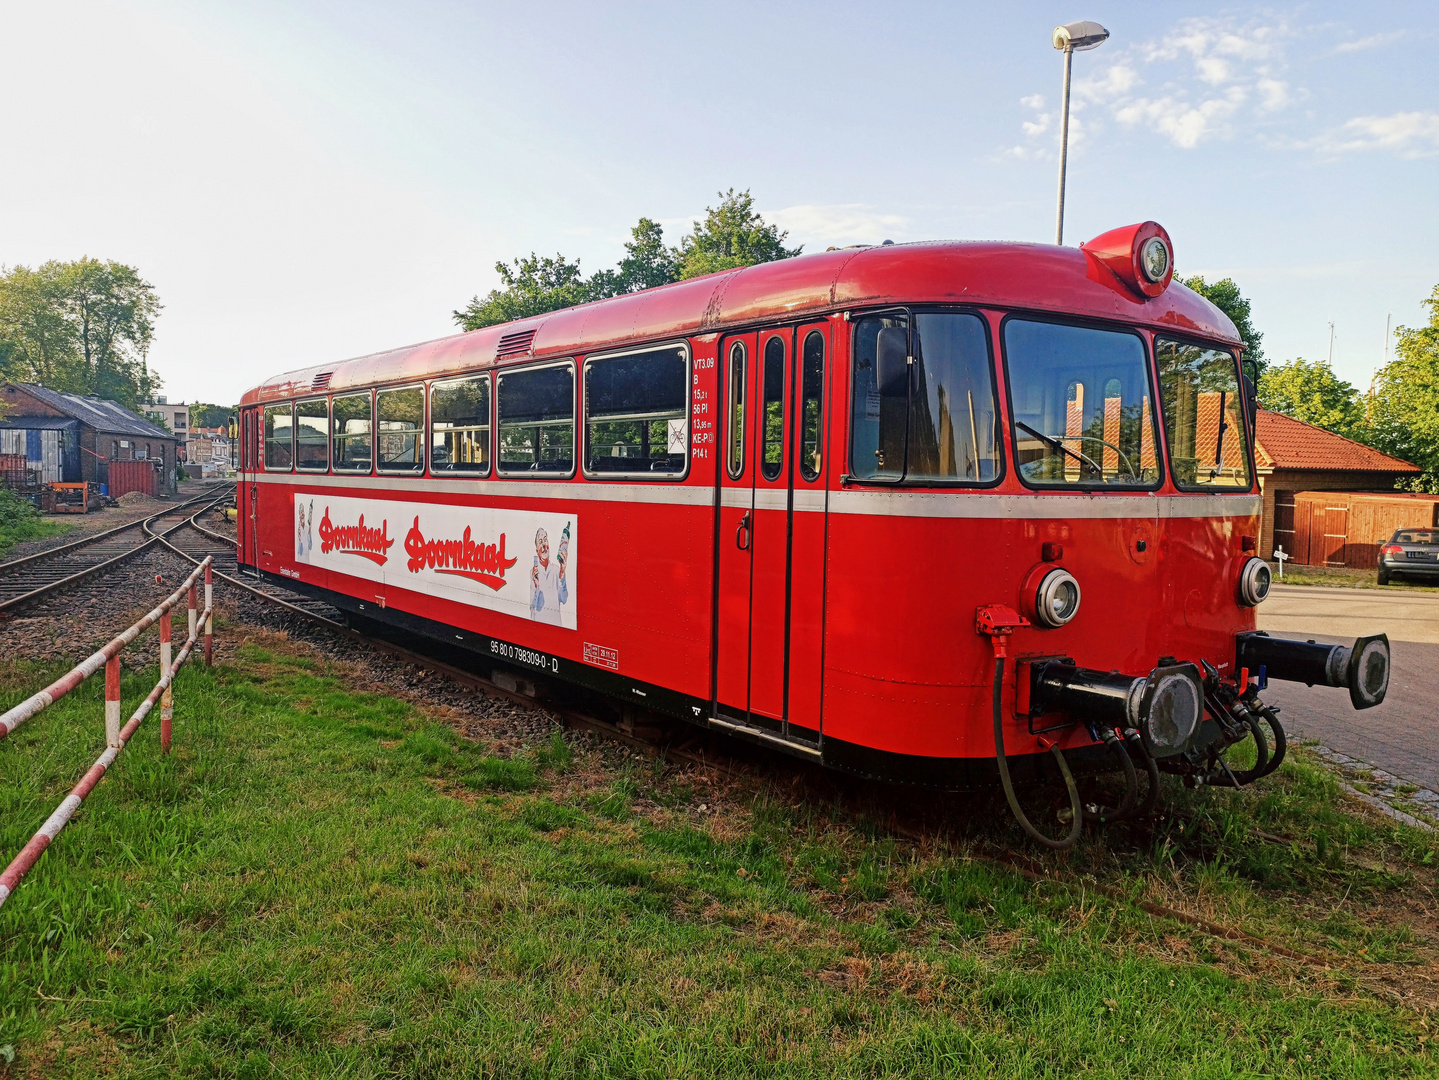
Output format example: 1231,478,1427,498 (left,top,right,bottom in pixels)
0,484,234,616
